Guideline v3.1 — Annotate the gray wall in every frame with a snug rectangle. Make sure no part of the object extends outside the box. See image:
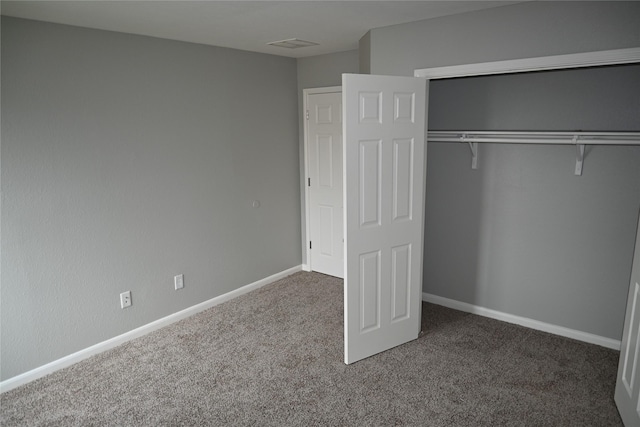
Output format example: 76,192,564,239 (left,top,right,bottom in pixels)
1,17,301,380
296,50,358,265
297,50,359,90
369,1,640,76
367,2,640,340
358,31,371,75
